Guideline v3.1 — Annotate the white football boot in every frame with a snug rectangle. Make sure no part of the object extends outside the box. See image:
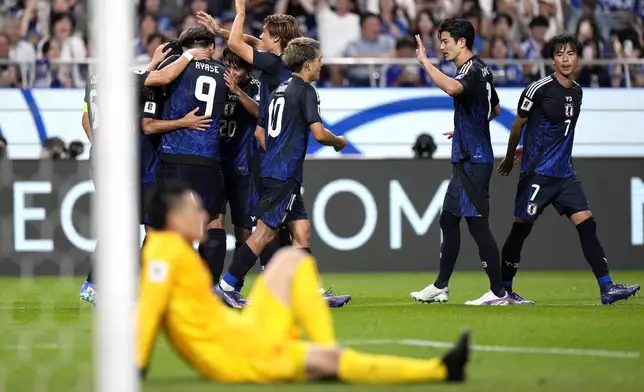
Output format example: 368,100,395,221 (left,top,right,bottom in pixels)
464,290,510,306
410,284,449,303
